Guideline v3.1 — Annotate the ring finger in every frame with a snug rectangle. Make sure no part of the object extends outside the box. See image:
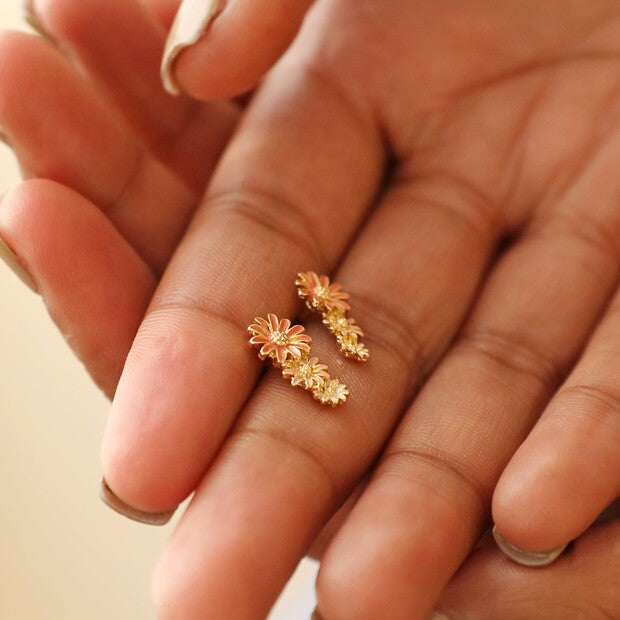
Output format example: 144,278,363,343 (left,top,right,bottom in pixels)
315,187,620,618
